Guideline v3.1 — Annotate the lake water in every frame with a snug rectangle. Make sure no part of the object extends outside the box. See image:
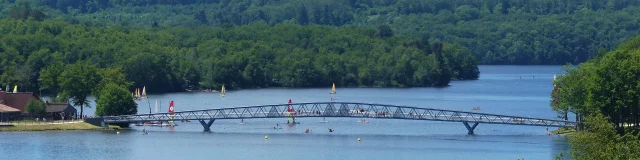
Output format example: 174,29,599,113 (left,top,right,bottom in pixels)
0,66,571,160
